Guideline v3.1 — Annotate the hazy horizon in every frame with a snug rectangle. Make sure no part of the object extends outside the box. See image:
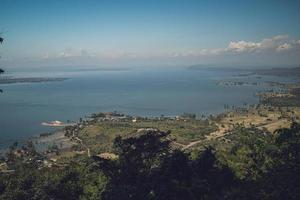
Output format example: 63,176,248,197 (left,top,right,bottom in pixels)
1,0,300,69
